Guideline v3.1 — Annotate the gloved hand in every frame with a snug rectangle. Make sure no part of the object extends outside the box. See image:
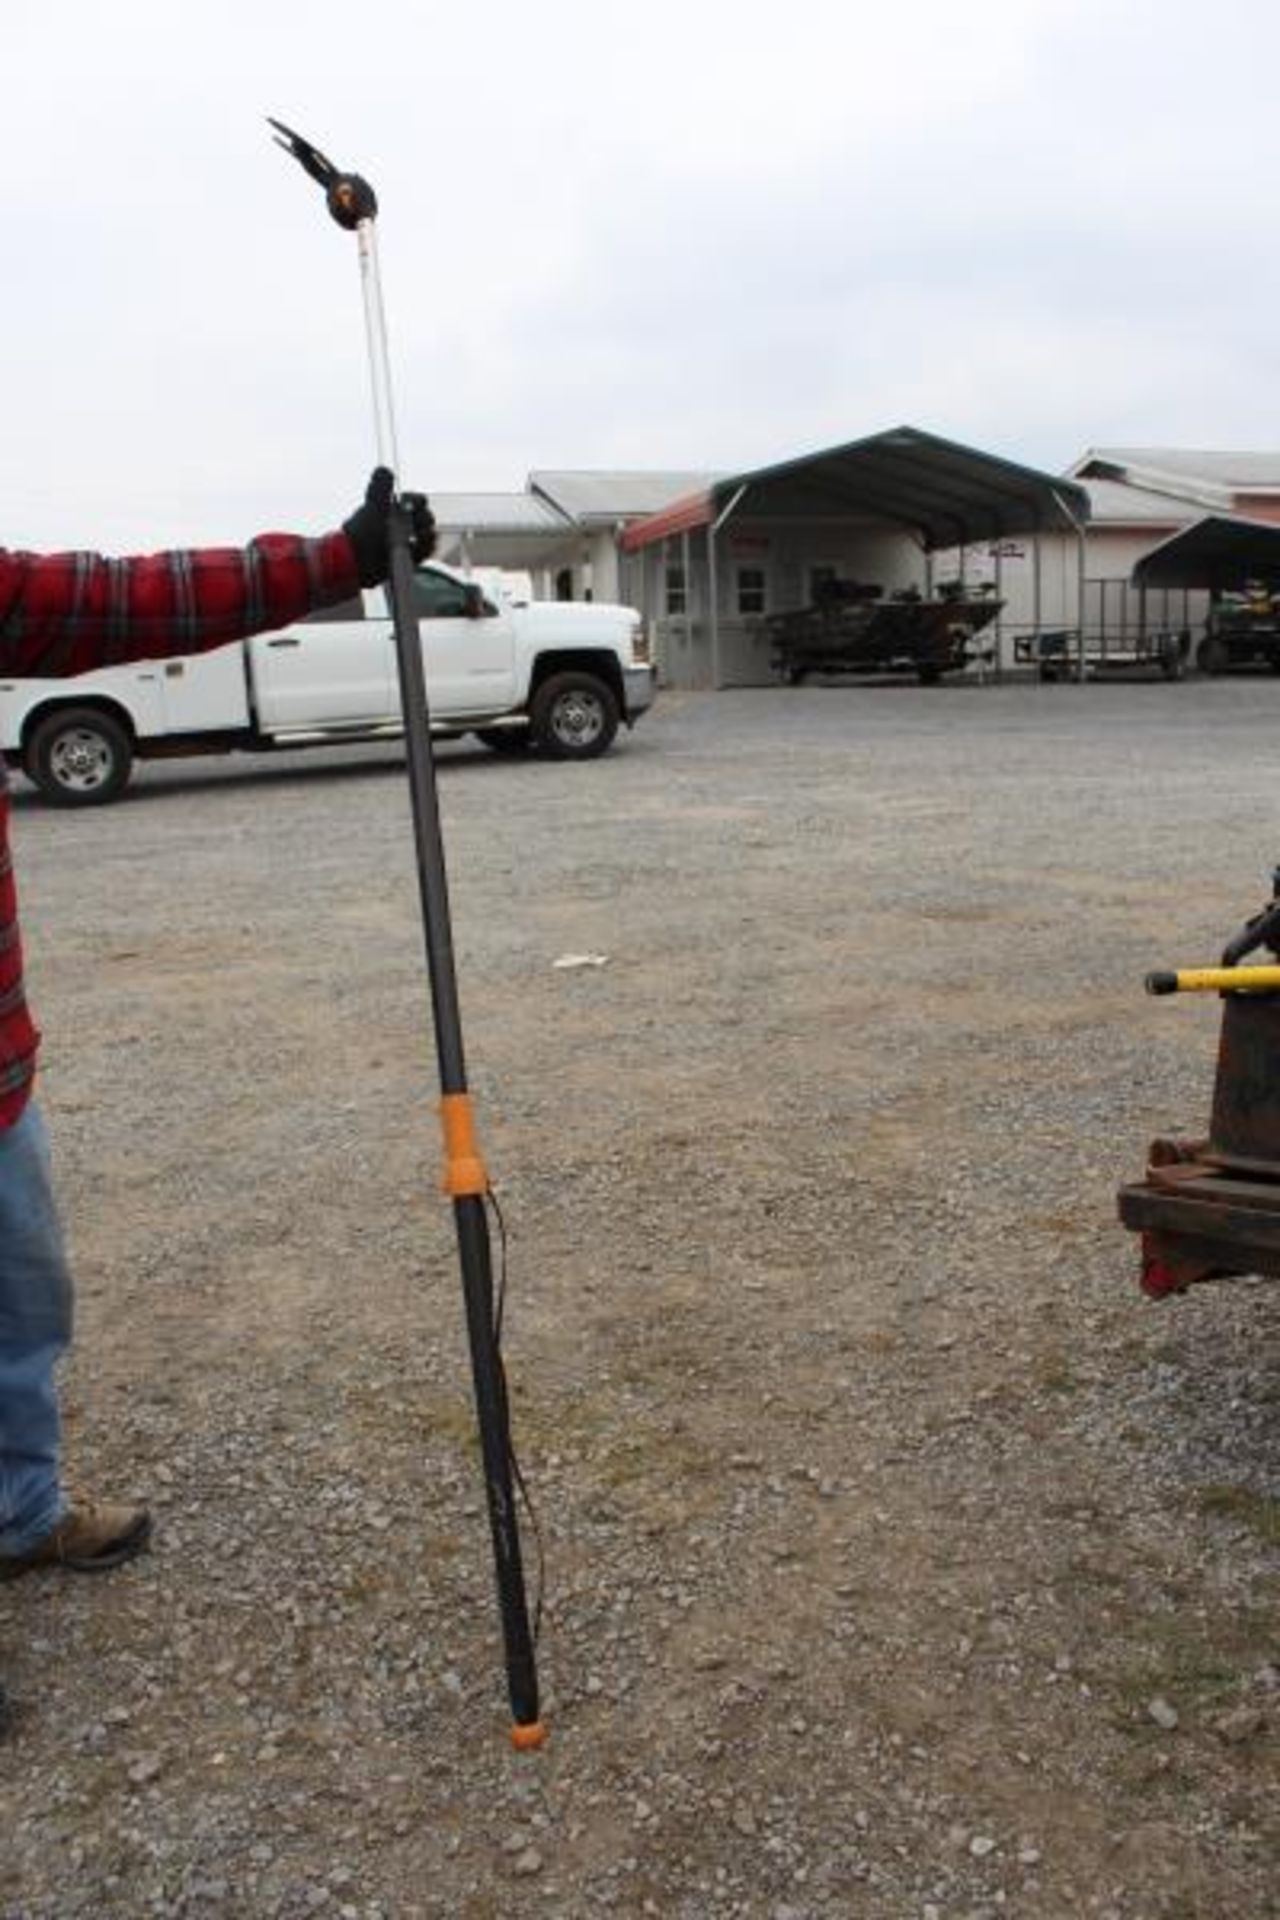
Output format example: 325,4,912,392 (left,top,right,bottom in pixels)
402,490,437,566
343,468,437,587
